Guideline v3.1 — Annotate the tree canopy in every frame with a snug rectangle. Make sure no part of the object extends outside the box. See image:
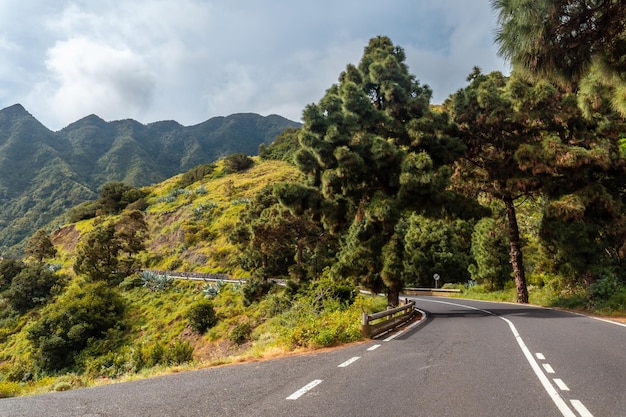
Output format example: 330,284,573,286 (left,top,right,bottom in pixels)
493,0,626,116
449,68,625,301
